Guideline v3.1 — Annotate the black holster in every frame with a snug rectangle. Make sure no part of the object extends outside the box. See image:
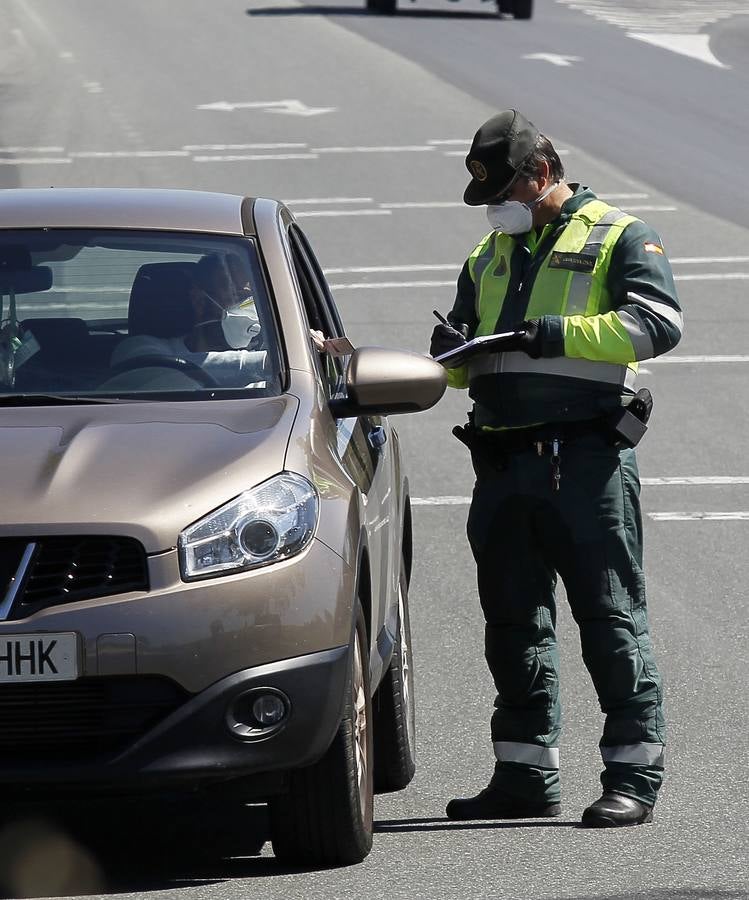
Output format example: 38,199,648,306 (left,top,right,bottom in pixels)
606,388,653,448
